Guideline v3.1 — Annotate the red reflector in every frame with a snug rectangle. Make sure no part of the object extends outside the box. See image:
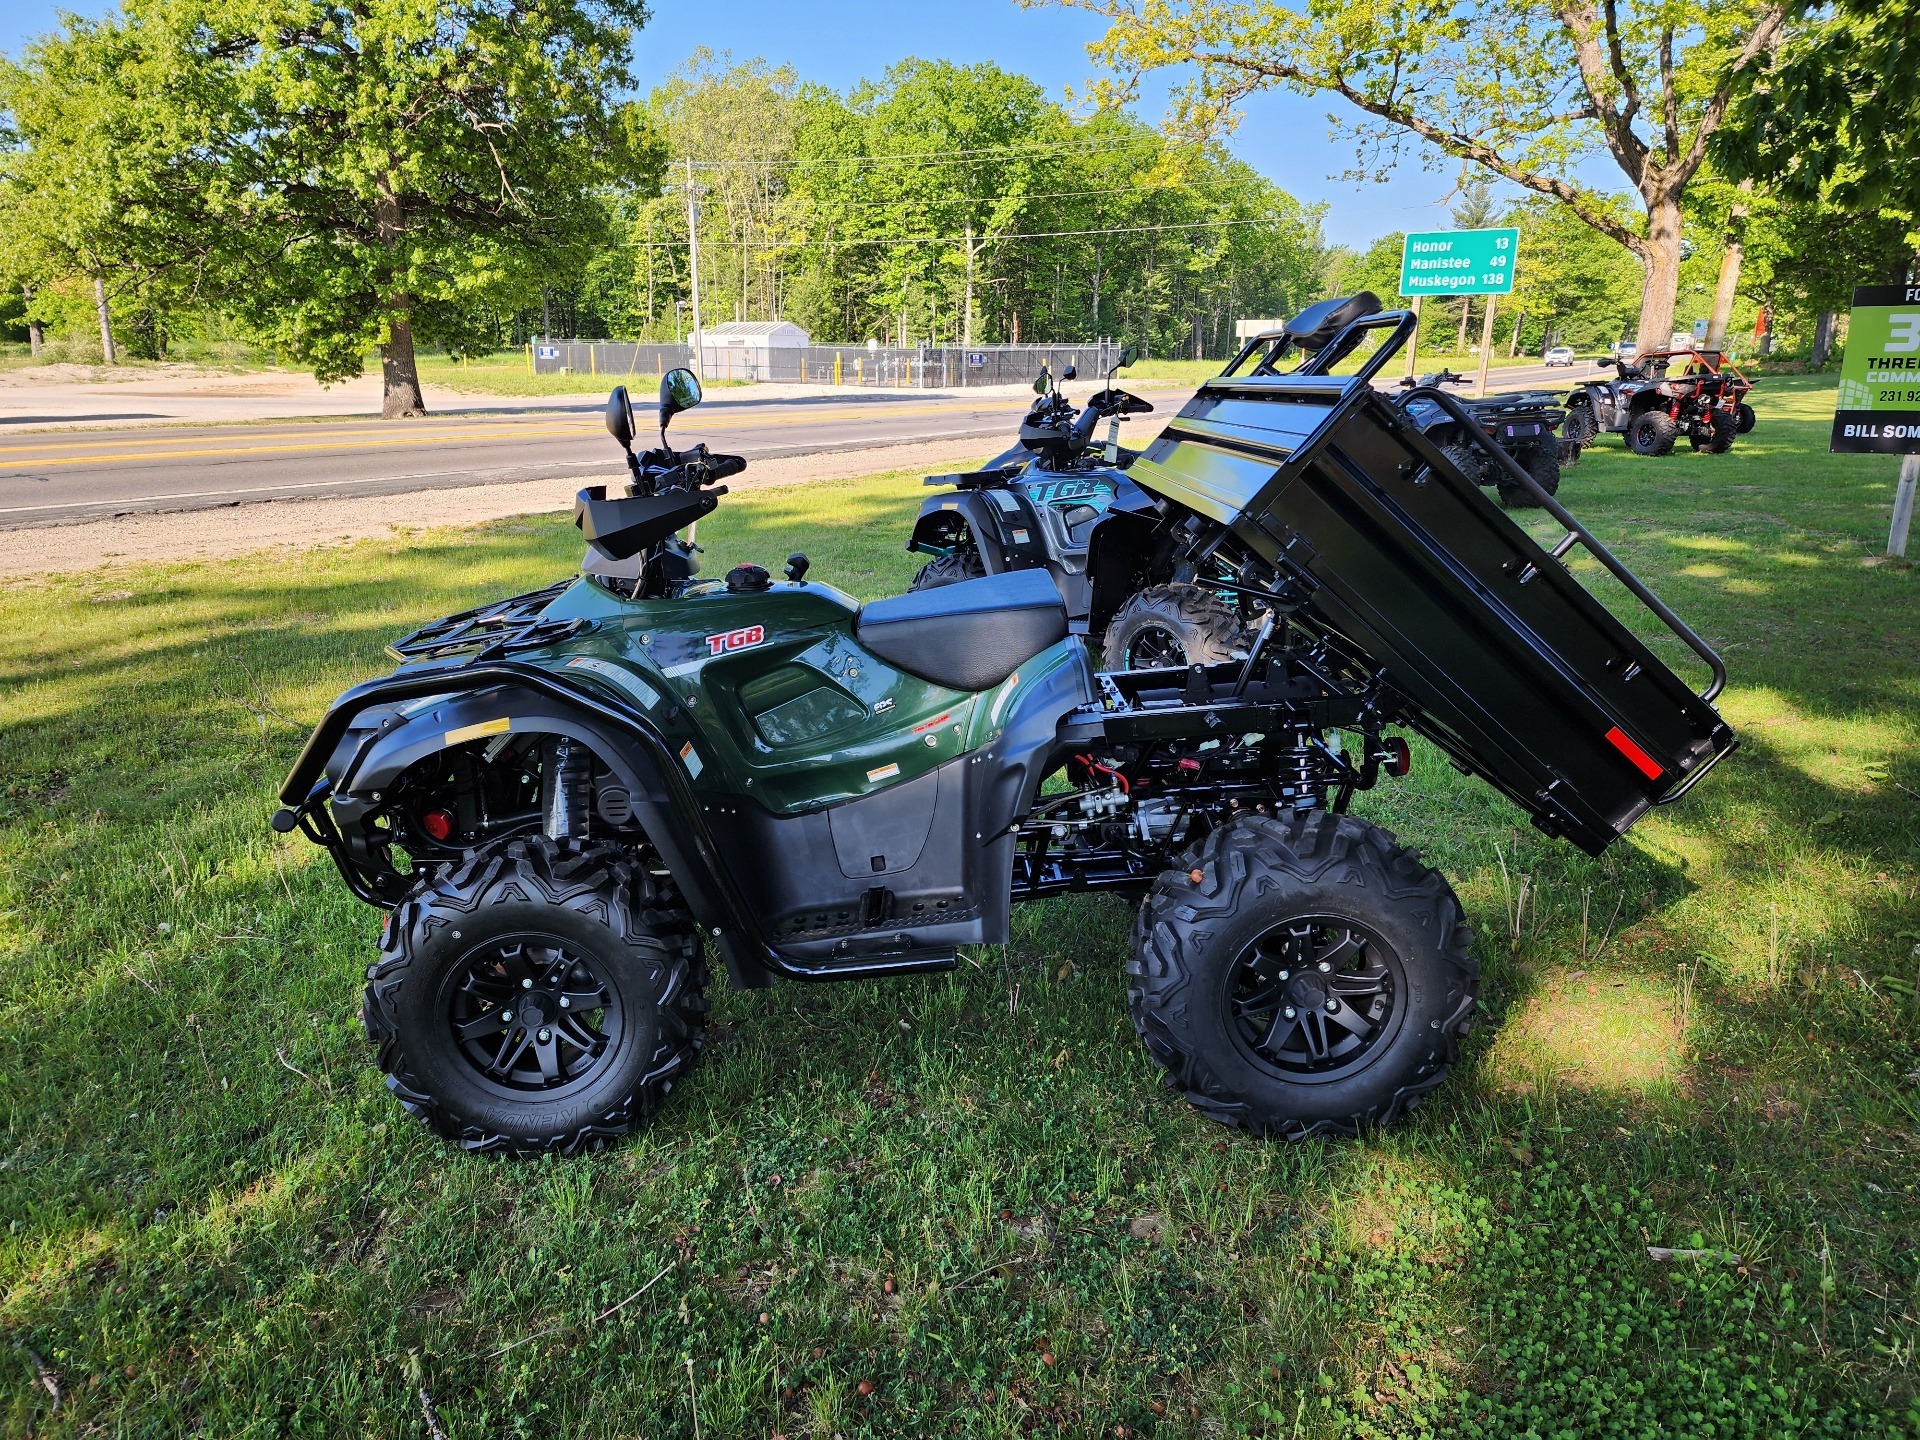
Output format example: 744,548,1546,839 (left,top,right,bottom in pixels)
421,809,455,842
1604,727,1663,781
1383,736,1412,777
